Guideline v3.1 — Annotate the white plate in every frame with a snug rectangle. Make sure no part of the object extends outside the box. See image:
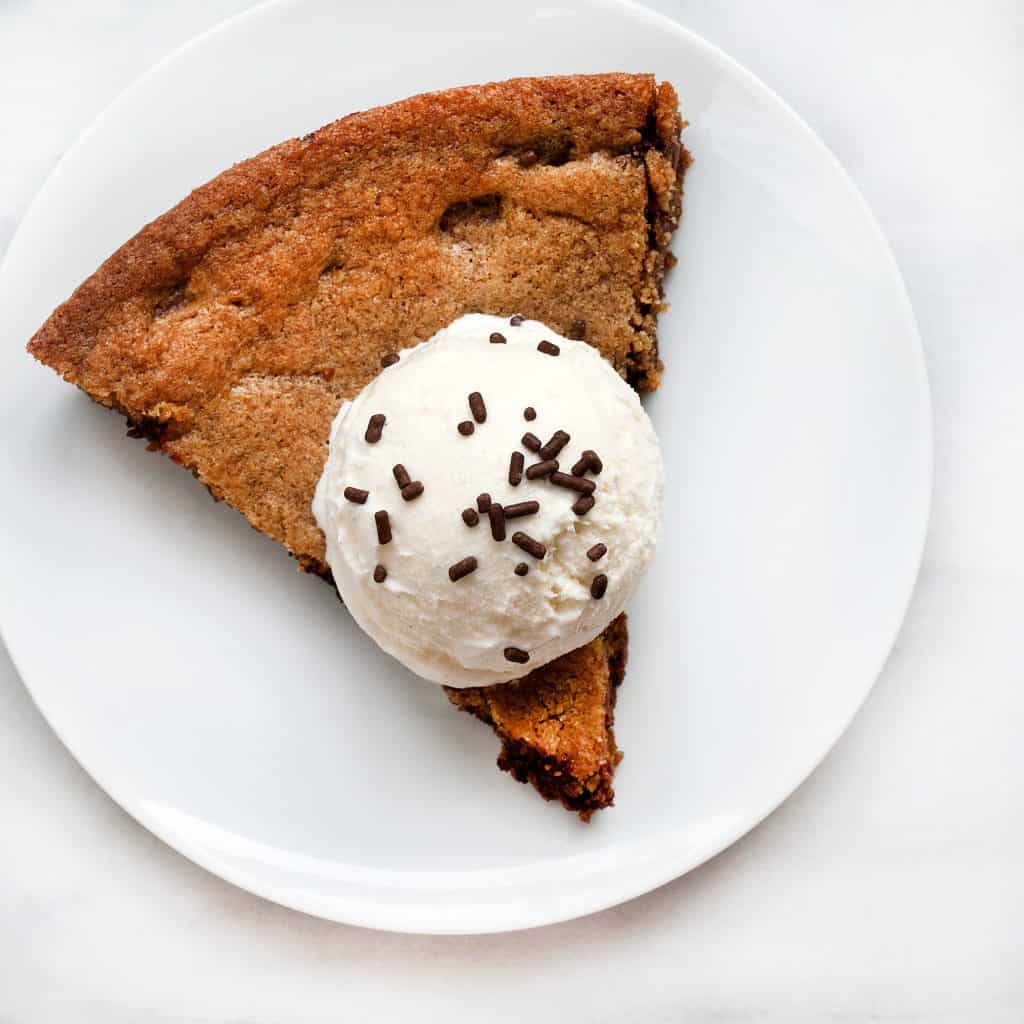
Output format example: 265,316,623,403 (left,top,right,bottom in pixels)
0,0,930,934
